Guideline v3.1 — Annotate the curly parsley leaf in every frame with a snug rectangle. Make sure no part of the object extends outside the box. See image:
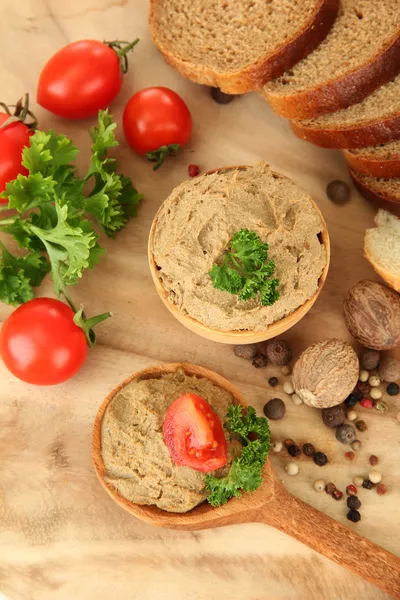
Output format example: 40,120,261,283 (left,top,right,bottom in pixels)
0,110,141,306
209,228,280,307
205,404,270,507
